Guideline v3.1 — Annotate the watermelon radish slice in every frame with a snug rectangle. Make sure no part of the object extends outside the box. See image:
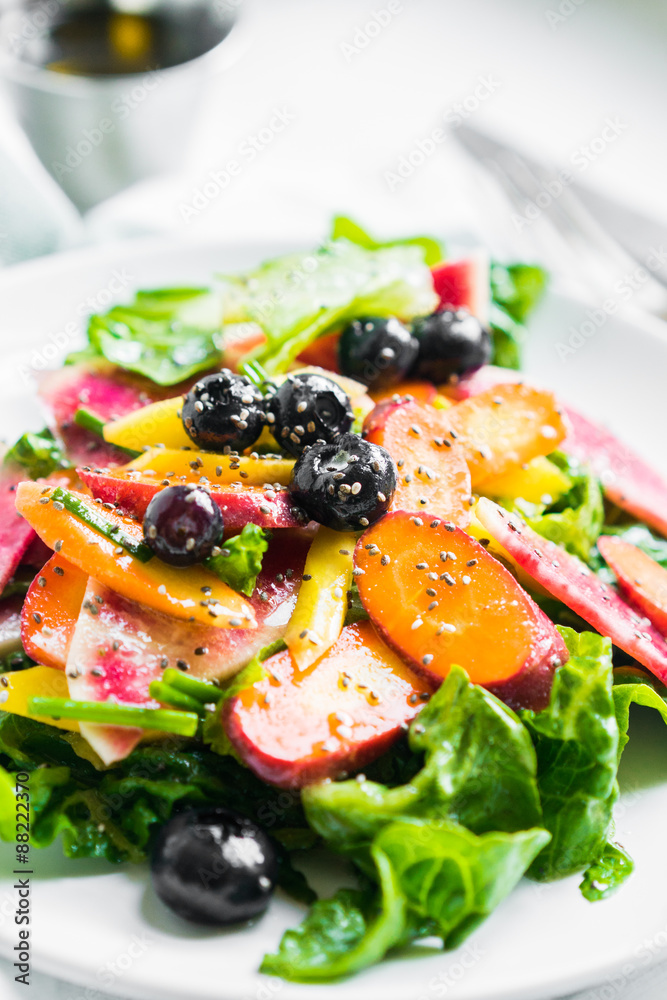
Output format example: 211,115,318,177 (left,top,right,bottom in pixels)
476,498,667,685
61,533,308,763
0,468,36,592
77,468,308,531
39,363,176,467
0,595,24,660
598,536,667,636
445,365,526,401
431,252,490,325
563,408,667,539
